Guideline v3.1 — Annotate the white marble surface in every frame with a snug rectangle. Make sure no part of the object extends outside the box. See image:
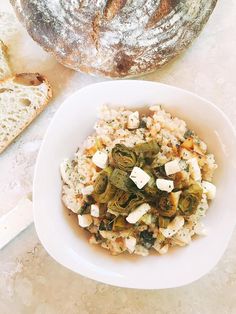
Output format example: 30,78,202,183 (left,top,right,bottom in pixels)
0,0,236,313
